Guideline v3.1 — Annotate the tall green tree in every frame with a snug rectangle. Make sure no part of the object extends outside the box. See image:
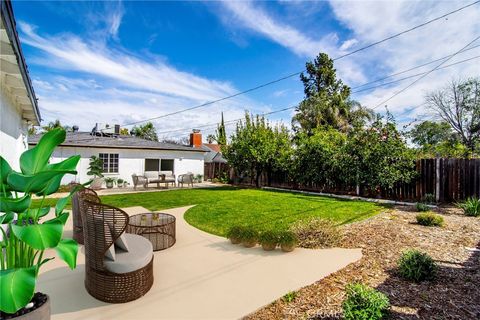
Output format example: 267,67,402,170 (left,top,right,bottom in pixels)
426,78,480,153
215,112,227,145
223,113,292,187
408,120,466,157
345,113,417,192
293,53,372,134
42,119,72,132
130,122,158,141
